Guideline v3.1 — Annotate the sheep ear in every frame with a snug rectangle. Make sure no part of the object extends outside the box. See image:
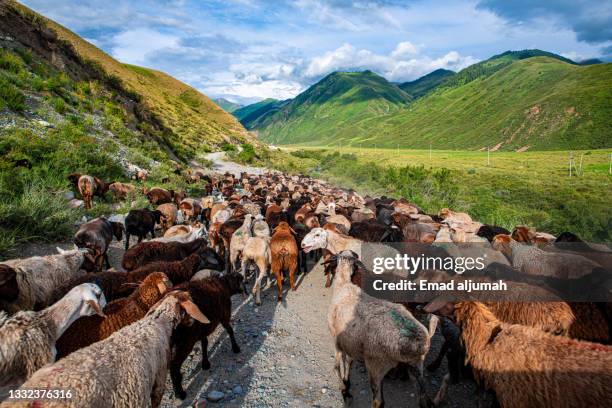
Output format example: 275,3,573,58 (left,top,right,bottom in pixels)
56,247,66,254
181,300,210,324
427,315,439,340
86,299,106,317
